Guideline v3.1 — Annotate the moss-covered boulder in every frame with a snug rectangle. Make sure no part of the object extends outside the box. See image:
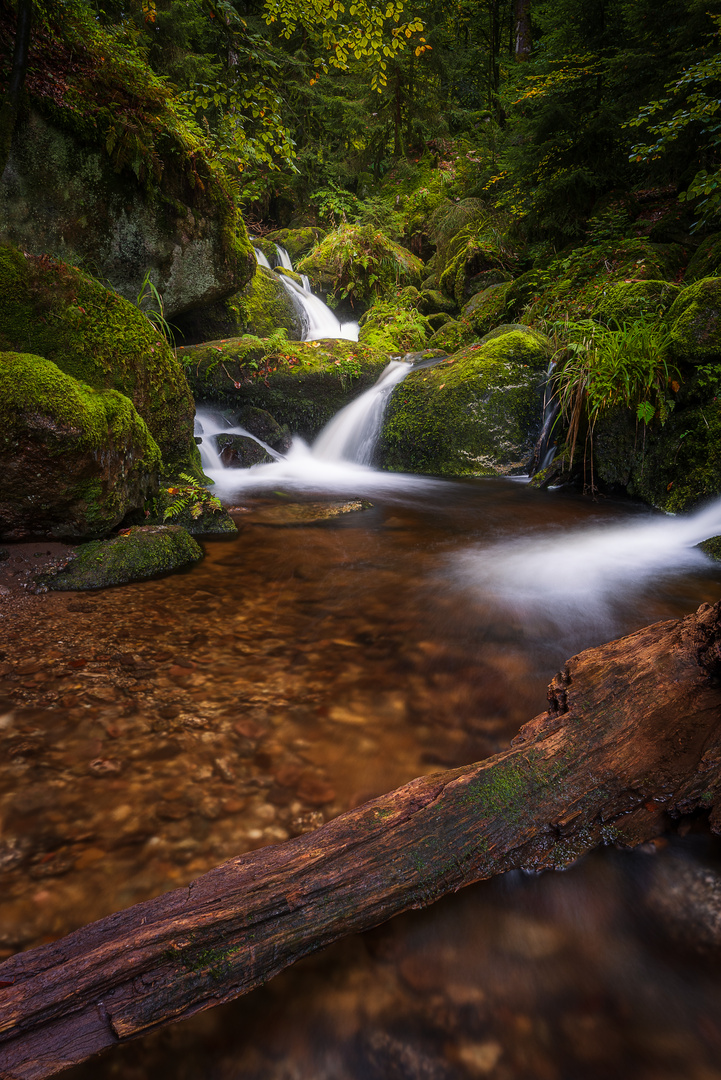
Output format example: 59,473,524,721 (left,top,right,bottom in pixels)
418,289,456,315
463,282,514,335
685,234,721,283
40,525,202,590
427,317,474,353
426,199,517,306
297,225,423,305
1,109,254,320
236,406,292,453
700,536,721,562
358,298,432,354
0,352,160,540
0,246,199,474
378,329,552,476
180,336,389,440
667,278,721,363
173,266,306,345
593,279,682,324
265,228,326,264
